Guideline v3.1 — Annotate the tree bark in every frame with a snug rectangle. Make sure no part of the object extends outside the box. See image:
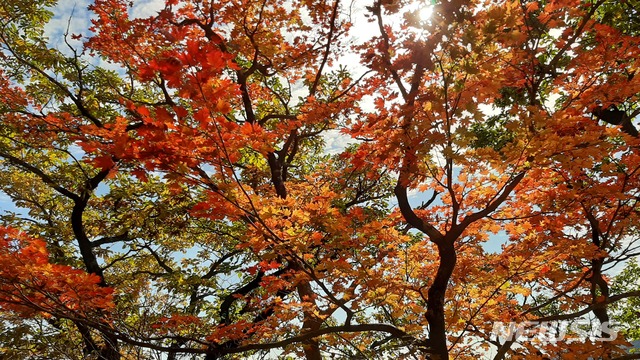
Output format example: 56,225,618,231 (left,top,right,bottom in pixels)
426,240,457,359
